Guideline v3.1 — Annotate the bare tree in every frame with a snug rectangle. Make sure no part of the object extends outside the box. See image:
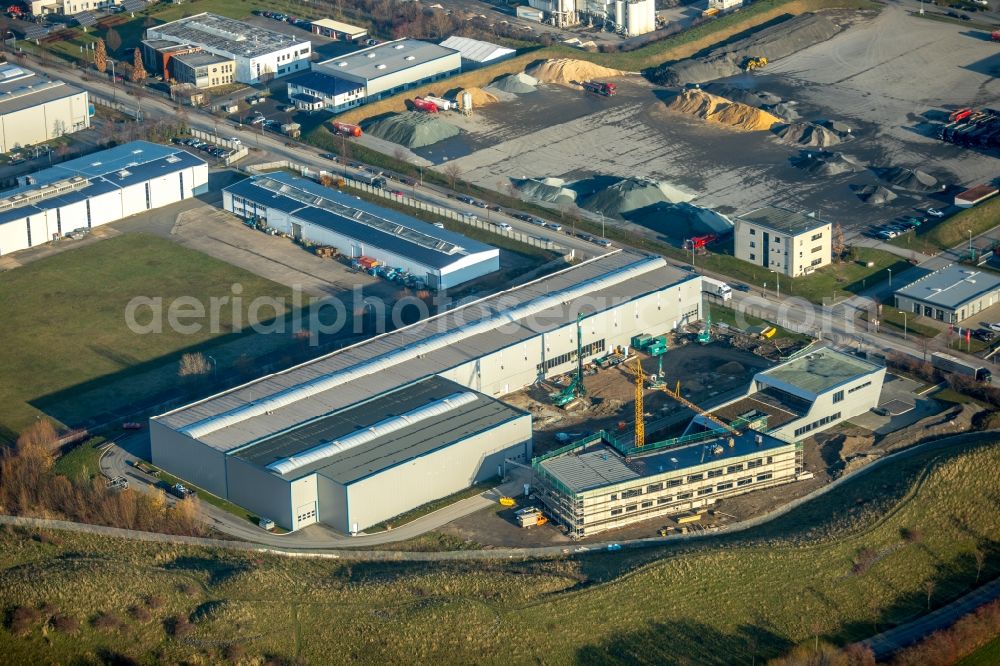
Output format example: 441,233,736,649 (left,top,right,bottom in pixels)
178,352,211,377
442,161,462,190
833,223,846,261
105,27,122,55
258,64,275,86
975,548,985,583
16,419,59,467
924,579,936,609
